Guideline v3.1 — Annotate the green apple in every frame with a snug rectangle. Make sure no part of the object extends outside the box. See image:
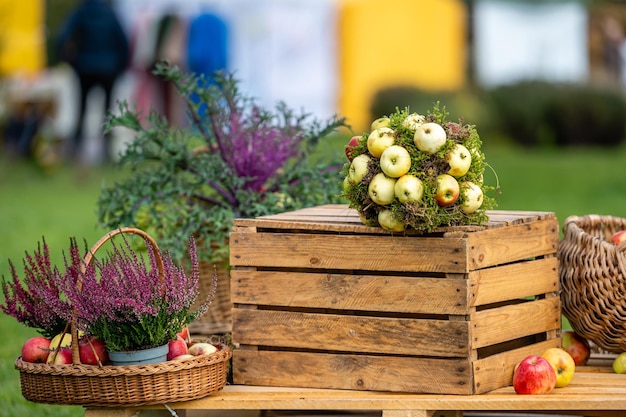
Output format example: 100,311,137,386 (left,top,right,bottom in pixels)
434,174,460,207
394,174,424,204
370,116,391,130
378,209,405,232
460,181,483,214
613,352,626,374
414,122,446,154
367,127,395,158
368,173,396,206
402,113,425,130
349,154,371,184
380,145,411,178
445,143,472,177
